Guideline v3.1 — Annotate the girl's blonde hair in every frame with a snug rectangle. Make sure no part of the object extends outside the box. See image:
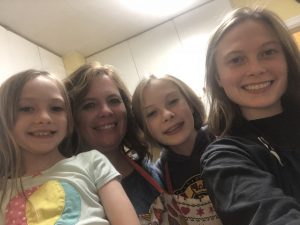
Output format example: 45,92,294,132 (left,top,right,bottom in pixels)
205,7,300,136
0,69,73,206
132,74,206,148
